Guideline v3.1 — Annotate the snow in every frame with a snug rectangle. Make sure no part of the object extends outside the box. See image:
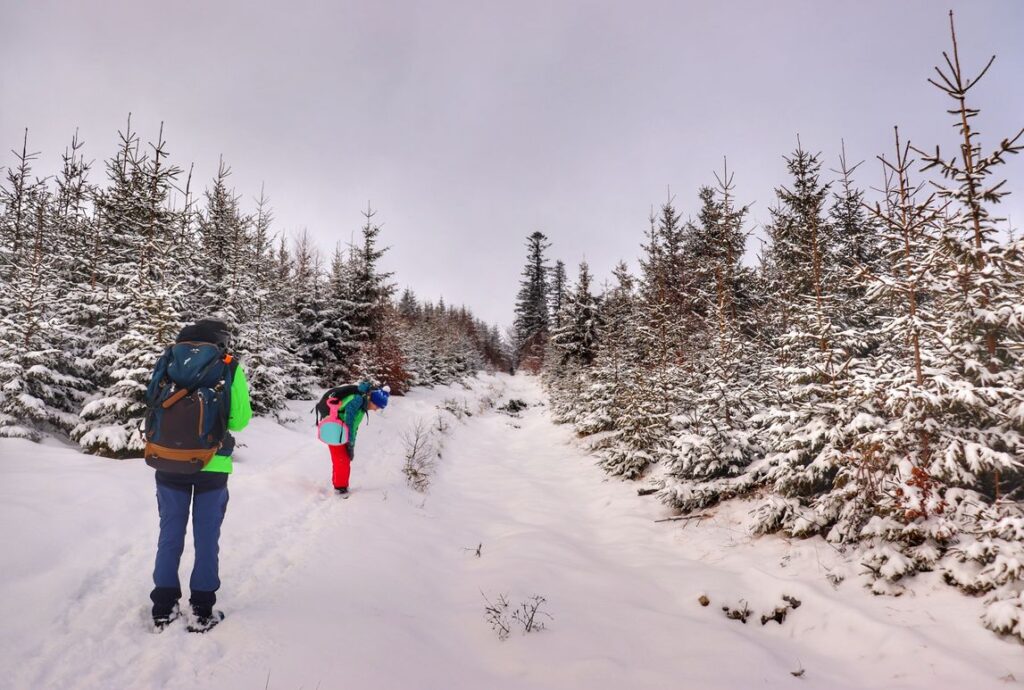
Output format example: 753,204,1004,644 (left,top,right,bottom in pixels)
1,373,1021,689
